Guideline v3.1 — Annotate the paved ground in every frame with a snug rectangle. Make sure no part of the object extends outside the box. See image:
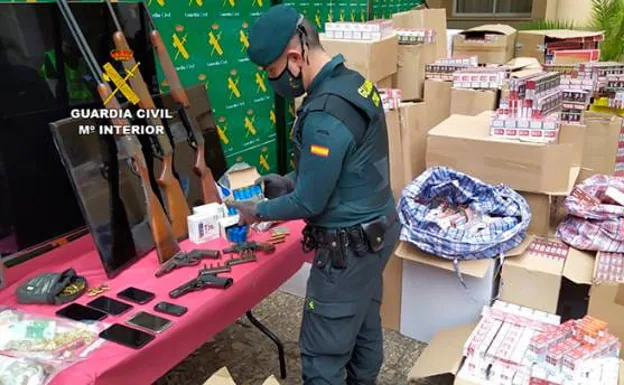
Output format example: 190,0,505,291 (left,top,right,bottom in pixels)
155,291,454,385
